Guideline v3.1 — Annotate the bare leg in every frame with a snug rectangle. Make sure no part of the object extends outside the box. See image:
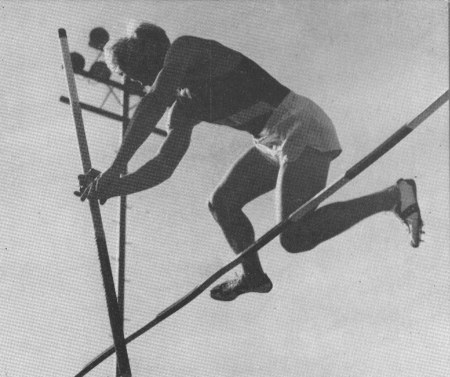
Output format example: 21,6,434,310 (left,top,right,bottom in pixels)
277,147,399,253
208,147,278,276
